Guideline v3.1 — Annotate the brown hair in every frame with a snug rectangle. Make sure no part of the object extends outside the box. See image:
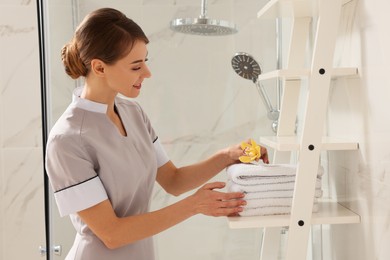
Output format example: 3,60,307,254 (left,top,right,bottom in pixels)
61,8,149,79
